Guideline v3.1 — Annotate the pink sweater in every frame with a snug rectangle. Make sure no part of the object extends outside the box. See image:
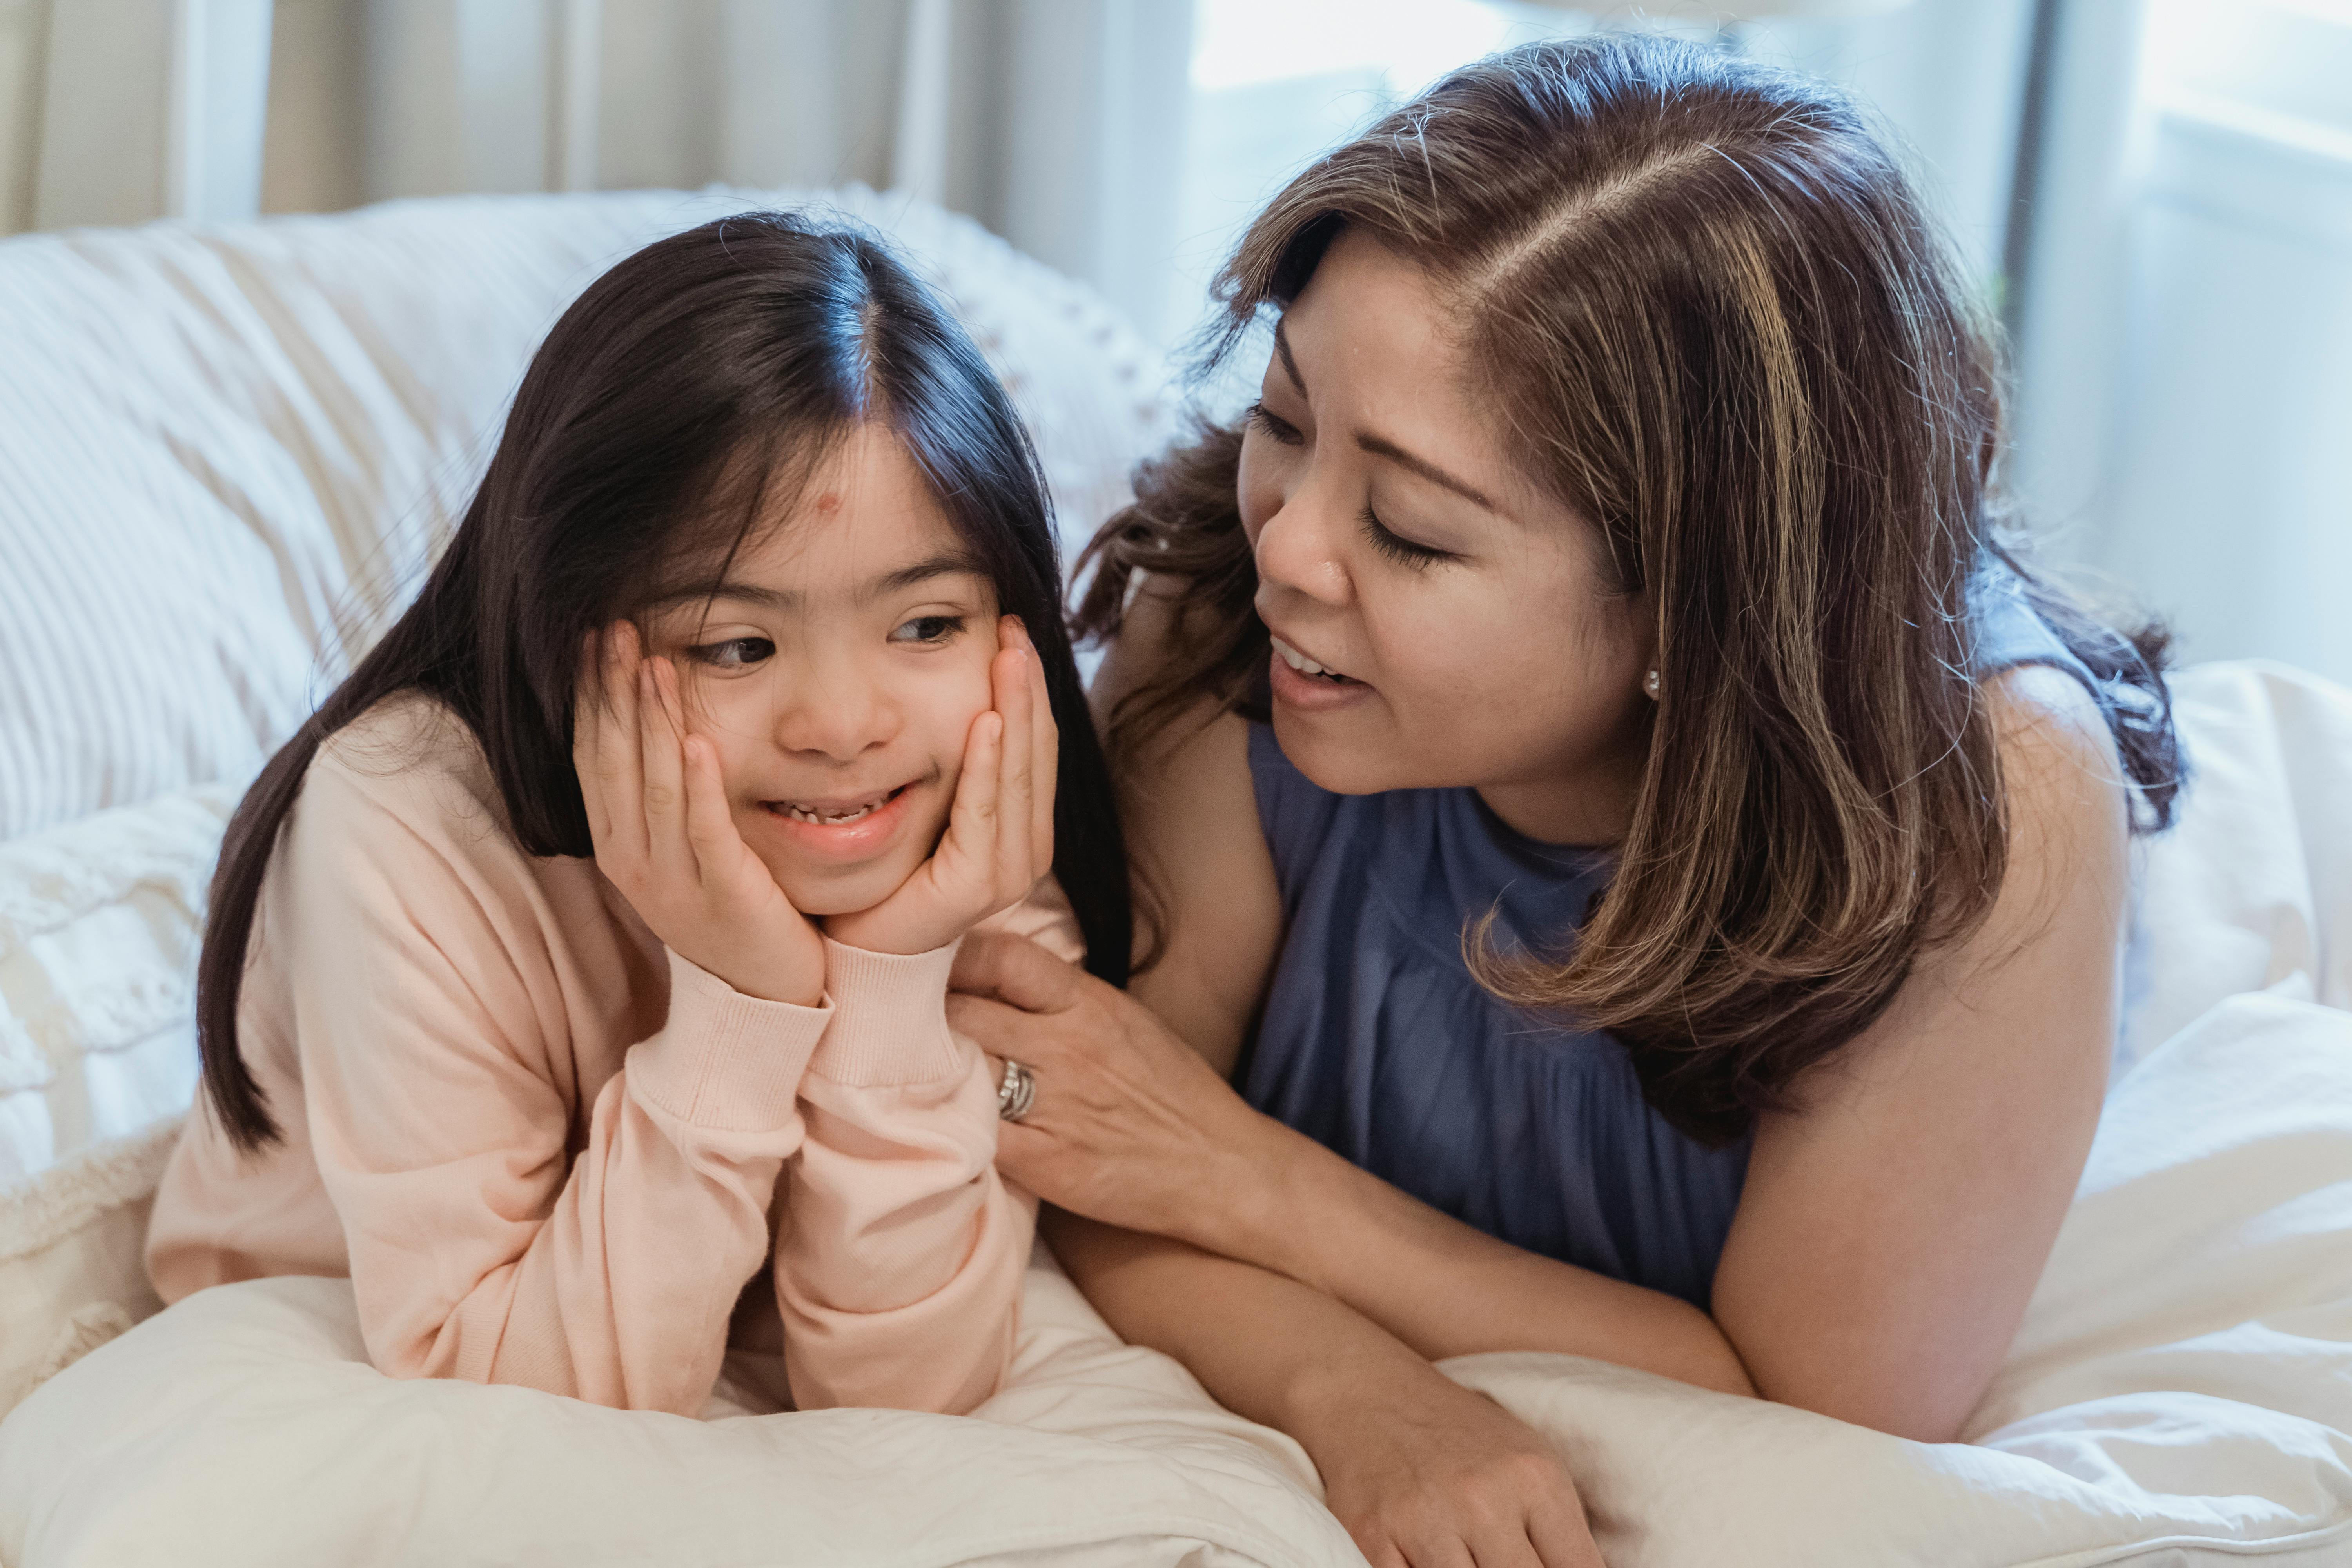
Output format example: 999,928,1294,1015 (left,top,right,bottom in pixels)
147,694,1070,1417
